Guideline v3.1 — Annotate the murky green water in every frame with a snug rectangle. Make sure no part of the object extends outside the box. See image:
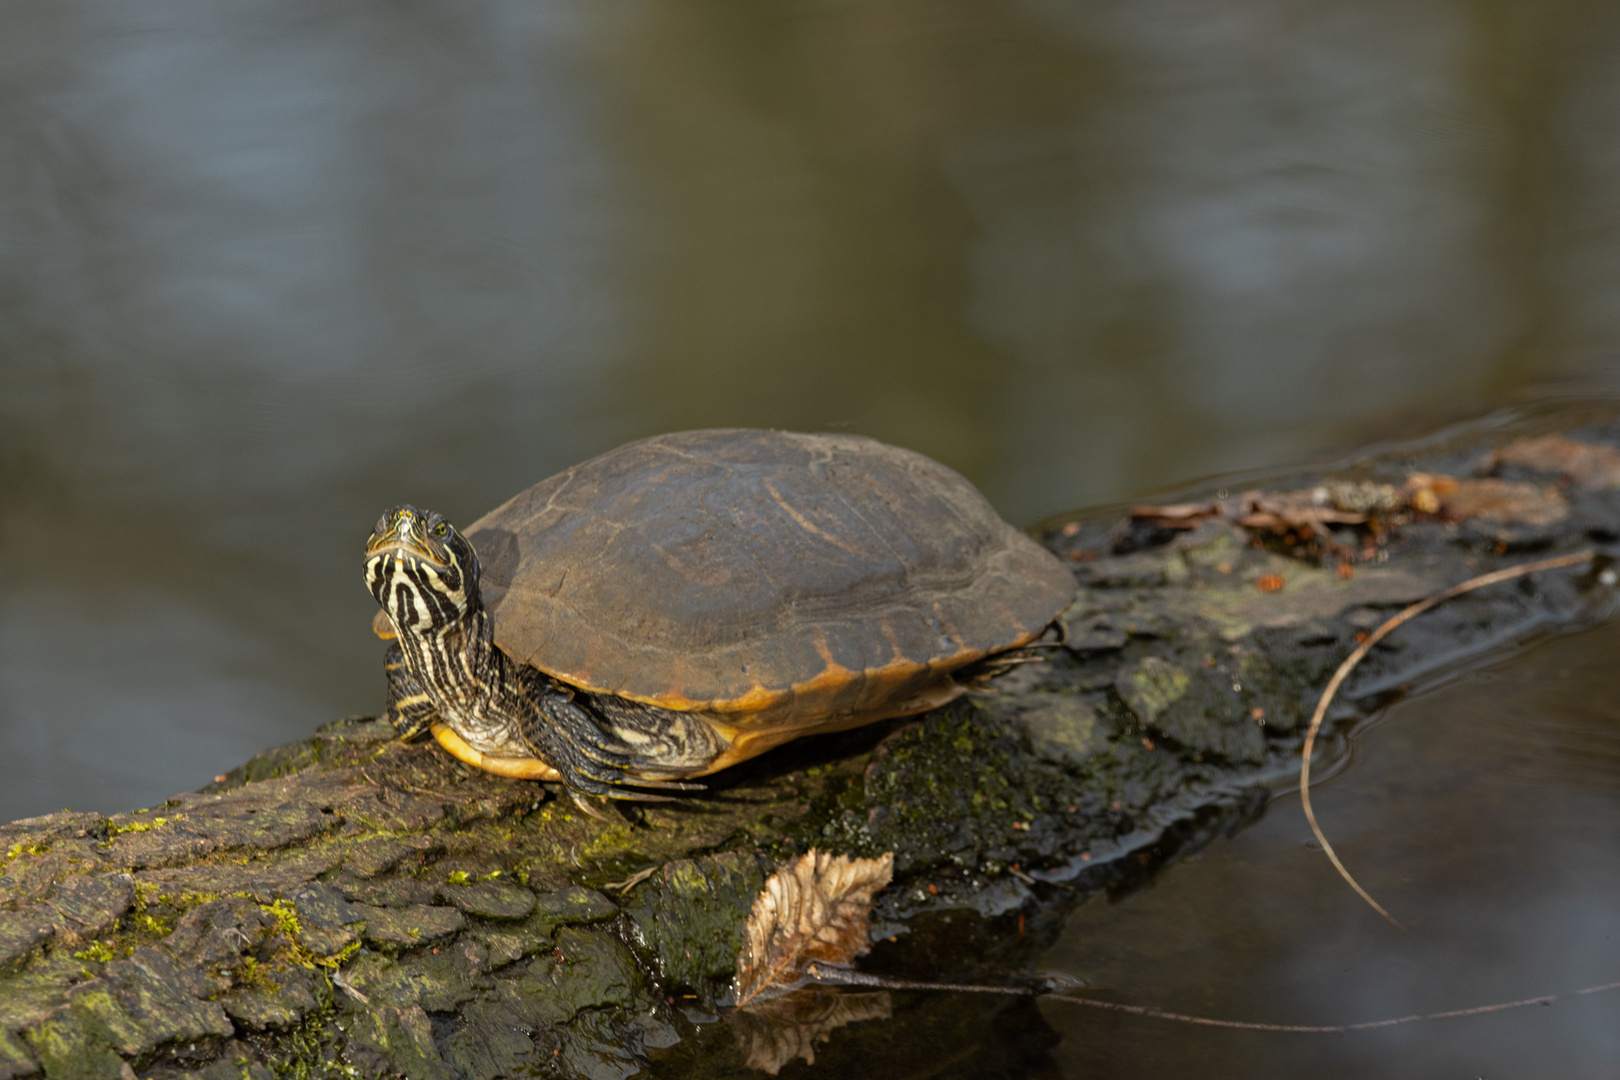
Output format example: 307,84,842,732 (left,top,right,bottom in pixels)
2,2,1619,1071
